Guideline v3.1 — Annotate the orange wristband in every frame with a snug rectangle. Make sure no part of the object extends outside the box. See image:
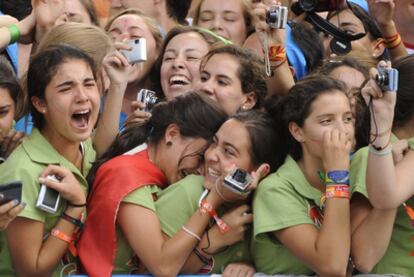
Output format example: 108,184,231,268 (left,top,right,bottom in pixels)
51,228,74,244
200,200,231,233
325,185,350,199
268,45,286,63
